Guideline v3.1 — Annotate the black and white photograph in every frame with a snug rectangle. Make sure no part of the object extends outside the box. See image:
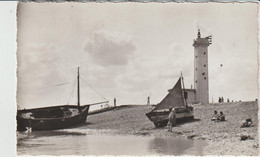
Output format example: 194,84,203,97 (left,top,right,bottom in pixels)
16,2,258,156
